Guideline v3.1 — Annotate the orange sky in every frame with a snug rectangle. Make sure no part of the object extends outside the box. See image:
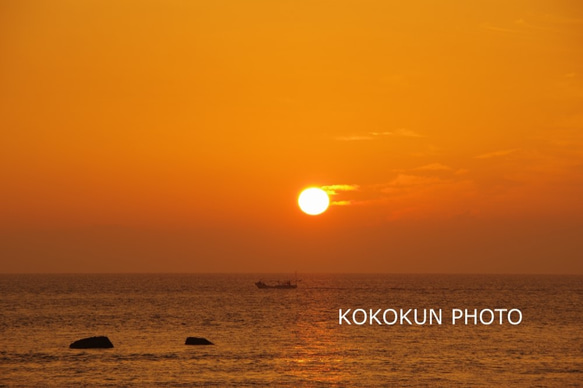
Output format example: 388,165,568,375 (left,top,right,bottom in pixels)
1,0,582,273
